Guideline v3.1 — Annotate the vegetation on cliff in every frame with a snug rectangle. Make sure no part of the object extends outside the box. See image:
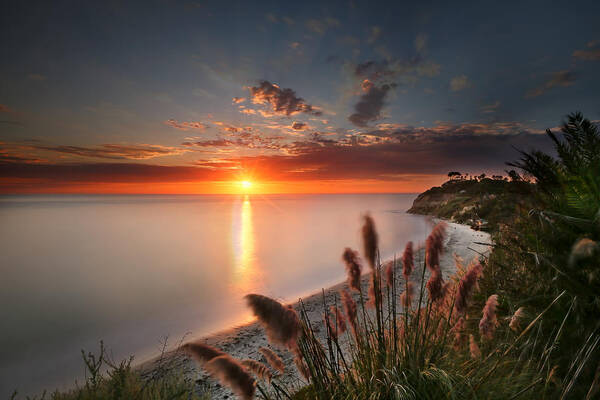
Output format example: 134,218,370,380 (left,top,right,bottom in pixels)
407,174,534,230
410,112,600,399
